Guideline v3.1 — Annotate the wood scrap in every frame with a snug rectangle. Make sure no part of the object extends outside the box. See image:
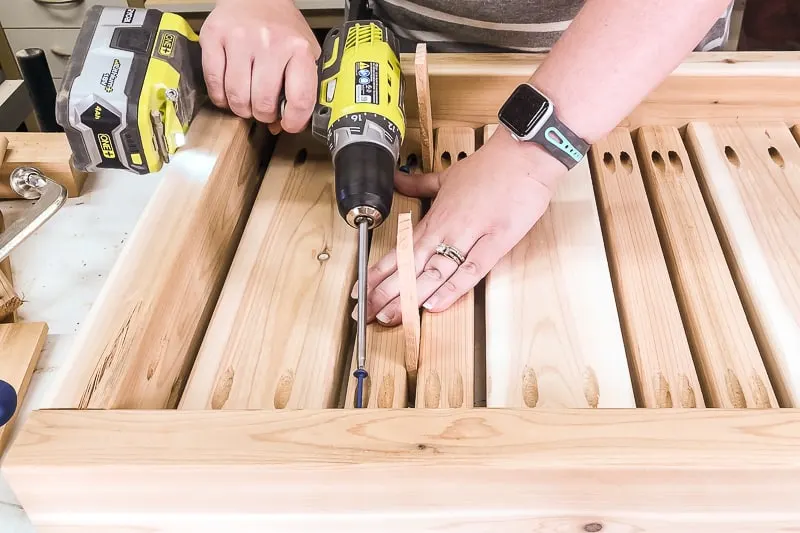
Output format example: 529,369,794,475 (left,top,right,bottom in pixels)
0,322,47,454
49,108,267,409
589,128,703,408
685,121,800,407
0,209,21,323
0,133,87,198
415,127,475,409
635,126,776,408
414,43,434,173
486,128,635,409
180,131,357,410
